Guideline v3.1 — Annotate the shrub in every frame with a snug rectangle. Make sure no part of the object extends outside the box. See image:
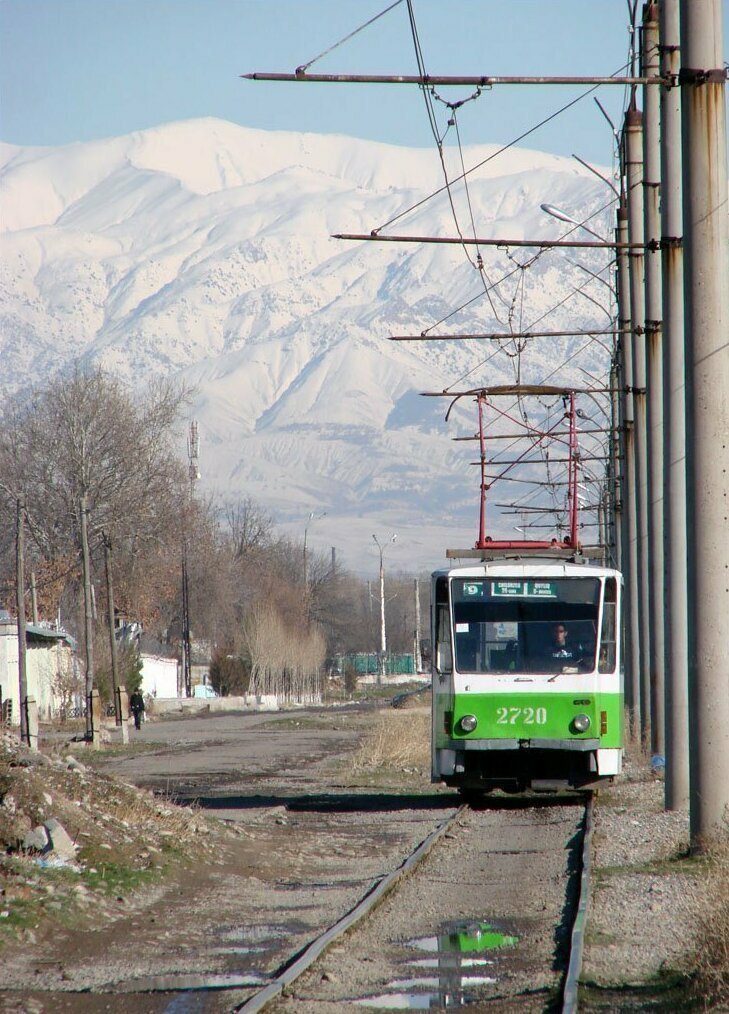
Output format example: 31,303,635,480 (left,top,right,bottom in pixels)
208,650,250,697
